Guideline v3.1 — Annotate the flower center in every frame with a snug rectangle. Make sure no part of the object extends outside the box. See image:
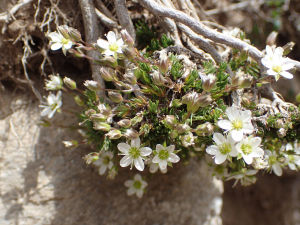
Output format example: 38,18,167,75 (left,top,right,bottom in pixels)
62,38,70,45
158,149,170,160
50,103,58,109
232,119,243,130
109,42,119,52
220,143,231,155
133,180,142,189
241,144,252,155
103,156,110,165
129,147,140,159
269,155,277,165
272,65,282,73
